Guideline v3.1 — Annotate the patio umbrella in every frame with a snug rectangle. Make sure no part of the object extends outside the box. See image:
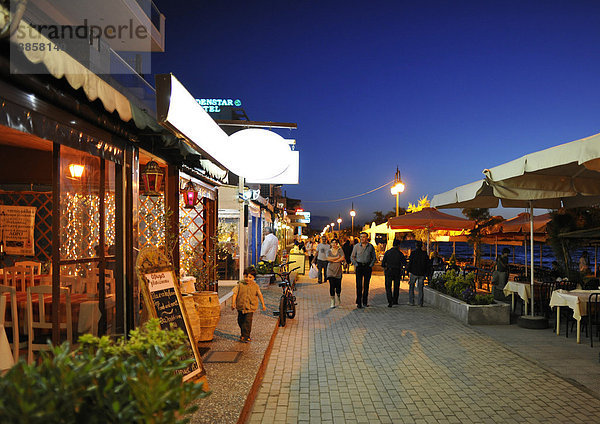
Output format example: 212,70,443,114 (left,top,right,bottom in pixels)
483,132,600,203
434,132,600,320
496,212,551,233
483,133,600,318
387,208,475,253
481,212,550,271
